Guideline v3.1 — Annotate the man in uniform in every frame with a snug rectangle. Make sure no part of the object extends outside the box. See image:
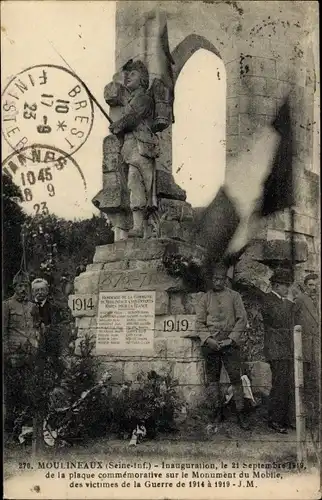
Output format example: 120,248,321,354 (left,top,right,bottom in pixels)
109,60,159,238
293,273,320,432
3,272,38,439
195,262,249,429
